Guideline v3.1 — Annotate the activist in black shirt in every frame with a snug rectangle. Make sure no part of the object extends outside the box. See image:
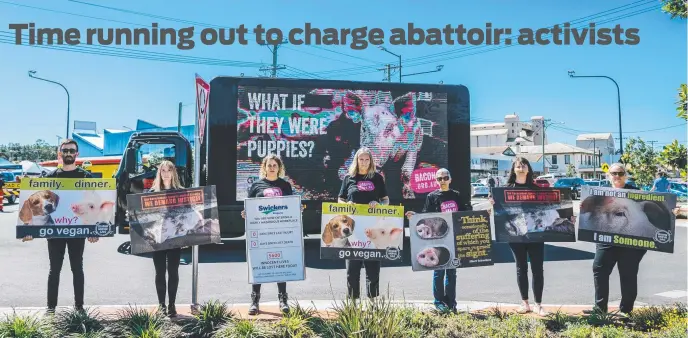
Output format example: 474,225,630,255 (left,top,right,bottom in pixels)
22,139,98,313
405,168,471,313
590,163,677,315
241,154,294,315
337,147,390,300
488,157,548,316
